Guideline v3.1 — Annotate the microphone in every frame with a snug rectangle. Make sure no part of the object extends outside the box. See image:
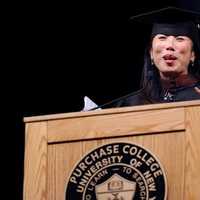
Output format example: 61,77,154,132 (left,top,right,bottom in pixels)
89,71,153,111
88,88,144,110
